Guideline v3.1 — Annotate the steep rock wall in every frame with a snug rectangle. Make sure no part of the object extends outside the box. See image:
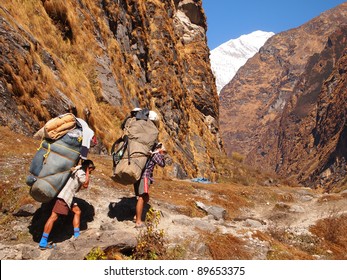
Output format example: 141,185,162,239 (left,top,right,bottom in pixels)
0,0,221,180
